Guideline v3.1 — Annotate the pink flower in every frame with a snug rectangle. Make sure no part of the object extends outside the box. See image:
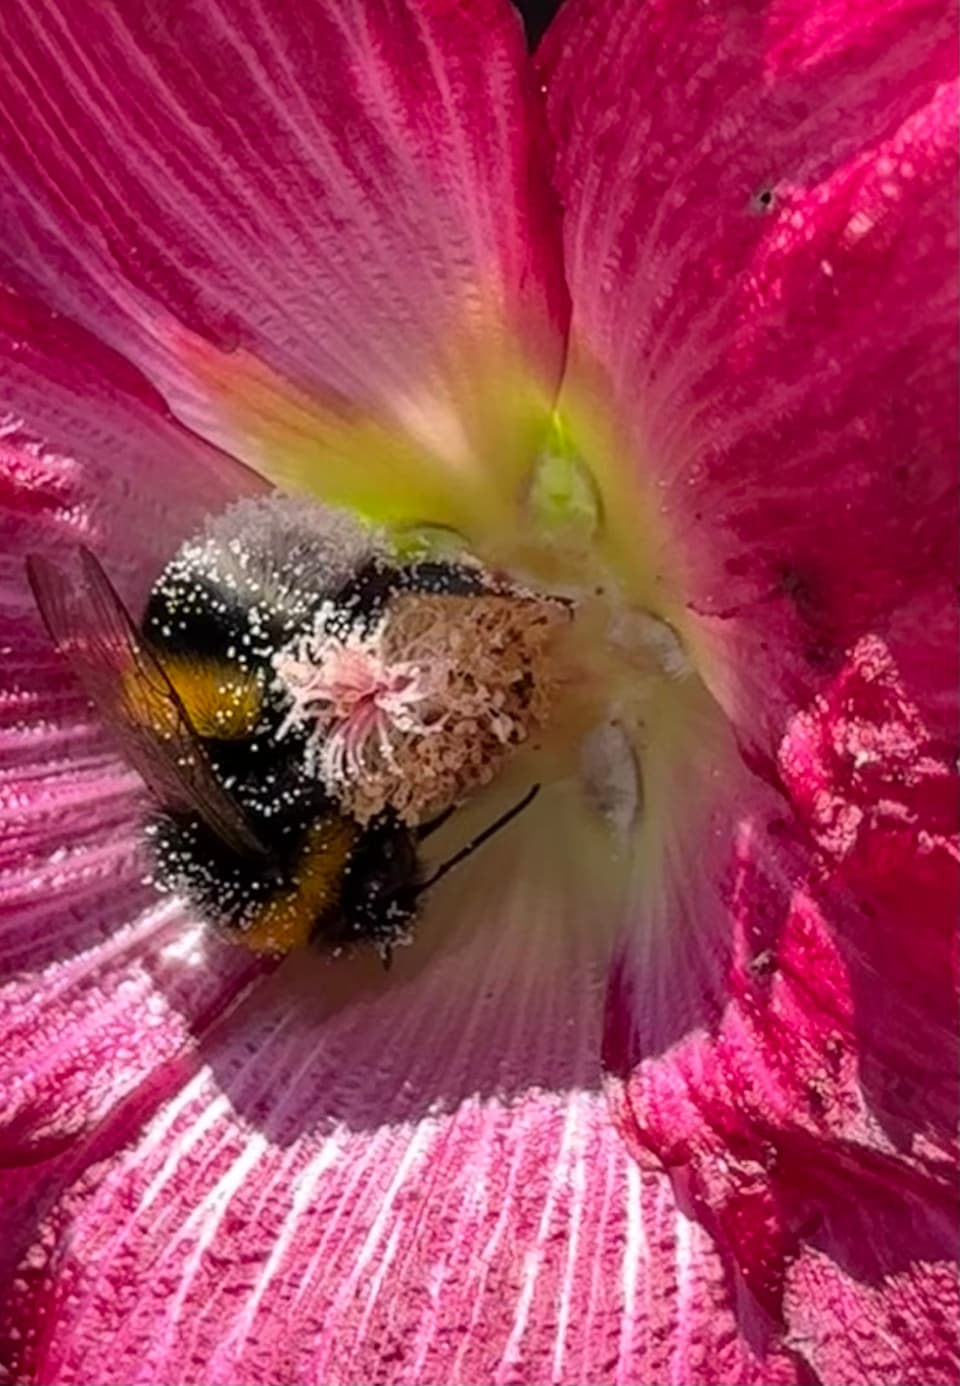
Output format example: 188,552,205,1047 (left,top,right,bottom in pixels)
1,0,956,1382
